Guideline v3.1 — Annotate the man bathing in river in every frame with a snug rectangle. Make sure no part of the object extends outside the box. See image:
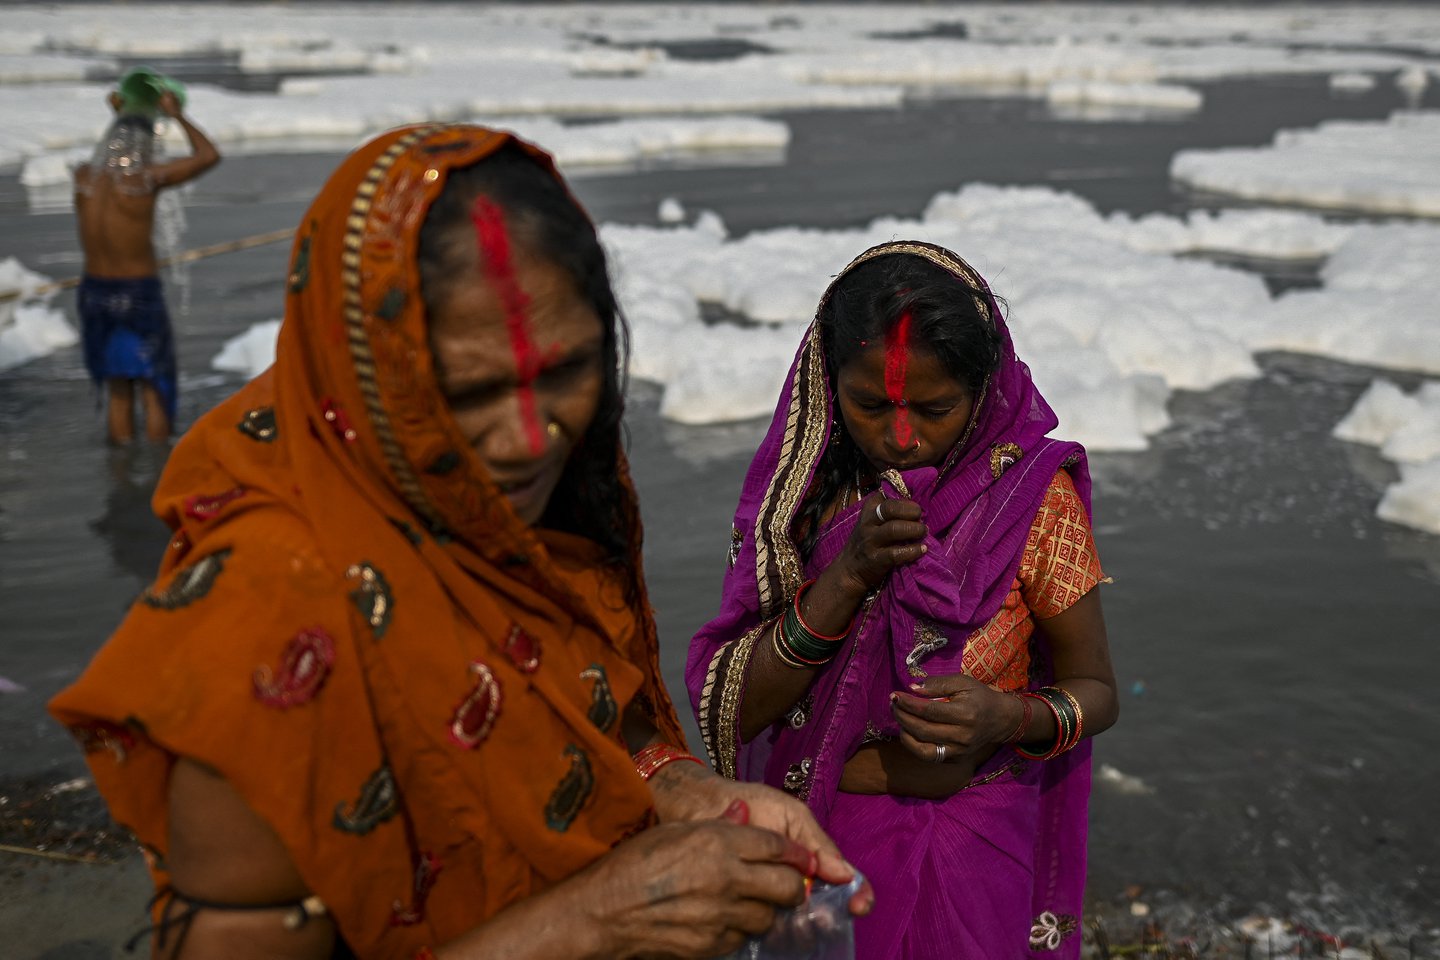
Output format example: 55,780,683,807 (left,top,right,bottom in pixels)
74,89,220,444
